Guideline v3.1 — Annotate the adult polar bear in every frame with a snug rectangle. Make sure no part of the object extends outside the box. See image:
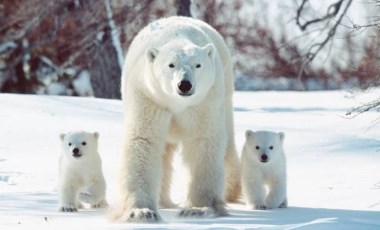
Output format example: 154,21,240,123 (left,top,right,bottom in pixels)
112,16,240,223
